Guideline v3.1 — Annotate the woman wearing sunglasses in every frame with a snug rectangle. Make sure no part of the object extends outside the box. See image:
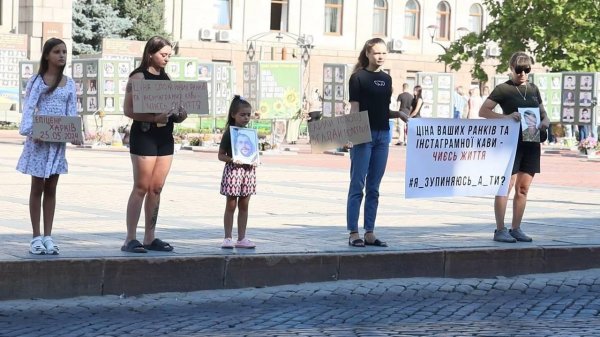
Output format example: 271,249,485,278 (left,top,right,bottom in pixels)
479,51,550,243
